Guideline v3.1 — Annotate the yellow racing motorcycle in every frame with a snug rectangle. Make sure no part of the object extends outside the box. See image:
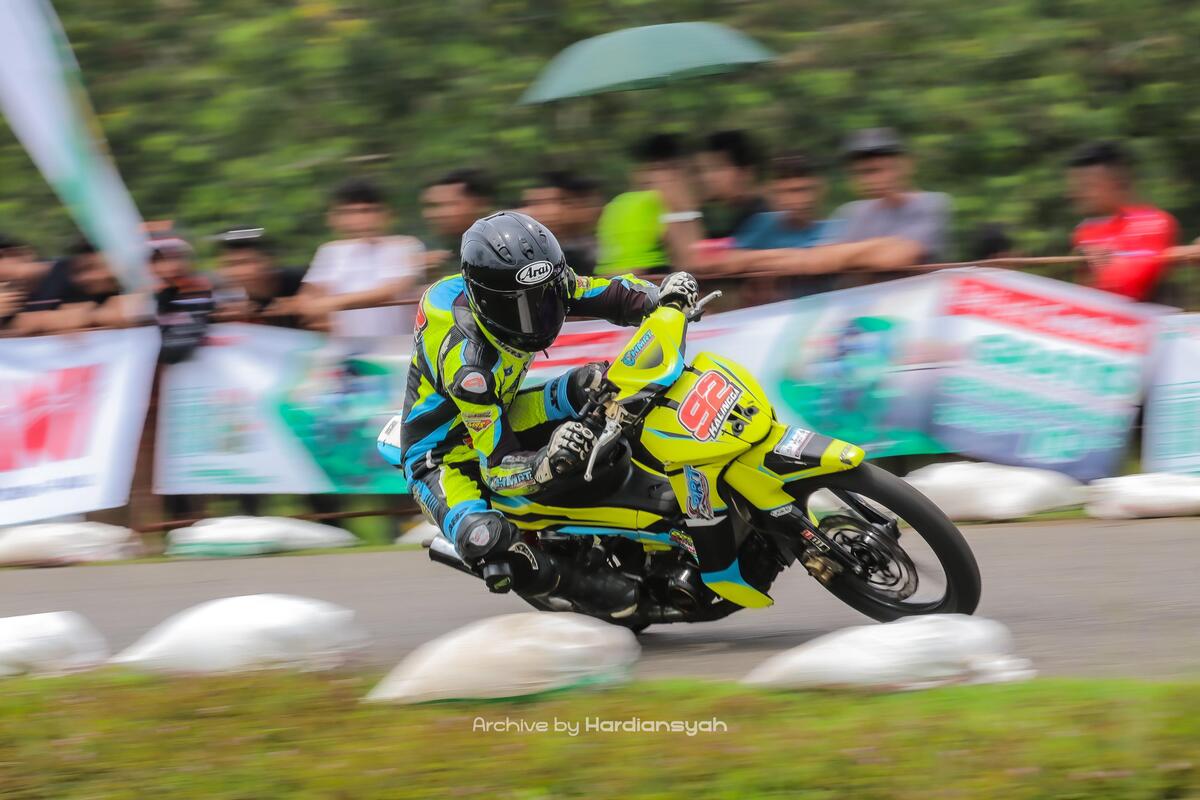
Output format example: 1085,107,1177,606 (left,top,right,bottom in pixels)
428,292,981,630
